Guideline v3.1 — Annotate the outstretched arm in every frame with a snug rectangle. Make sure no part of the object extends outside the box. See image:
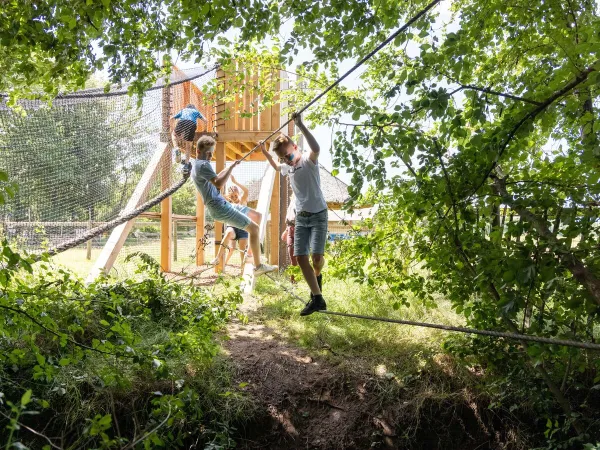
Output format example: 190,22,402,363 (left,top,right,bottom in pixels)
260,141,282,172
293,113,320,163
172,110,182,120
231,175,249,204
211,160,240,190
